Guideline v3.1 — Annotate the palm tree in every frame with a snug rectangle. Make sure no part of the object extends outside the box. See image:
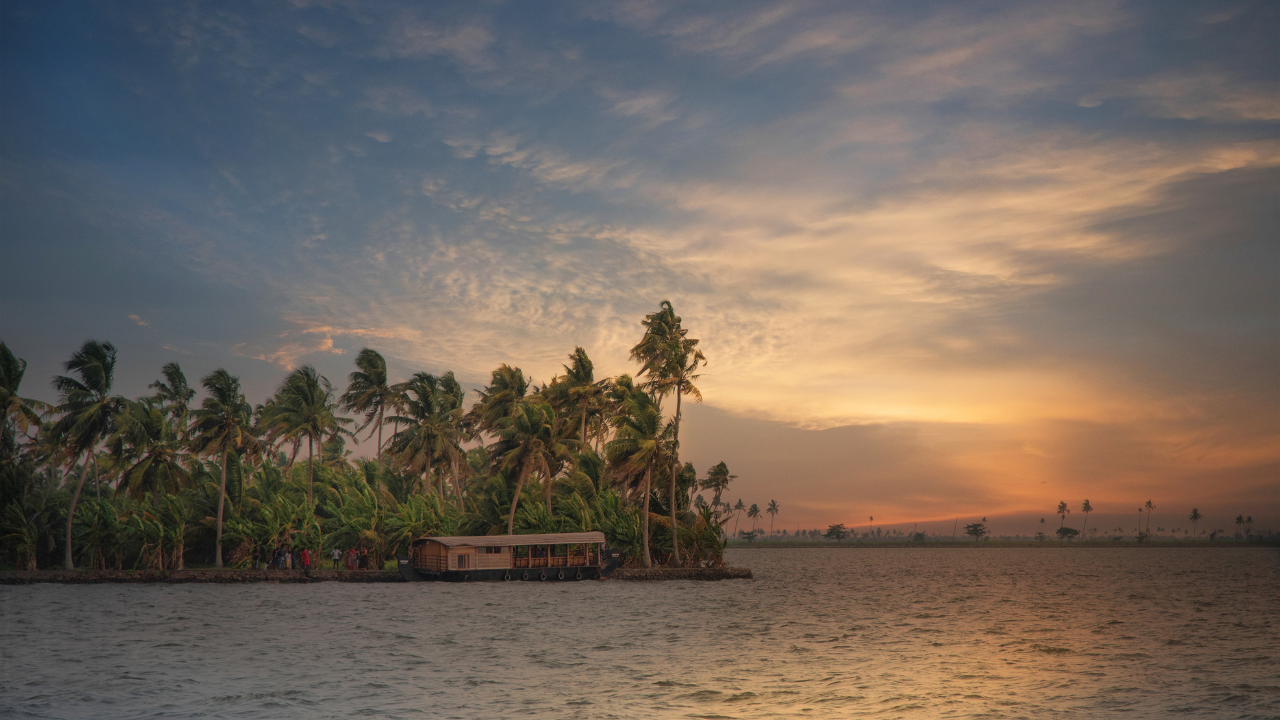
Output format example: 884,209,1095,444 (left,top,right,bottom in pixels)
630,300,706,567
108,399,191,504
1056,501,1070,538
190,369,260,568
339,348,402,469
148,362,195,428
1081,499,1093,543
731,499,745,536
51,340,125,569
387,372,456,499
560,347,605,447
1189,508,1201,539
259,366,352,503
497,400,573,536
1144,500,1155,536
700,461,736,510
1234,514,1245,540
1,342,48,461
605,388,664,567
747,503,761,532
767,500,779,538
